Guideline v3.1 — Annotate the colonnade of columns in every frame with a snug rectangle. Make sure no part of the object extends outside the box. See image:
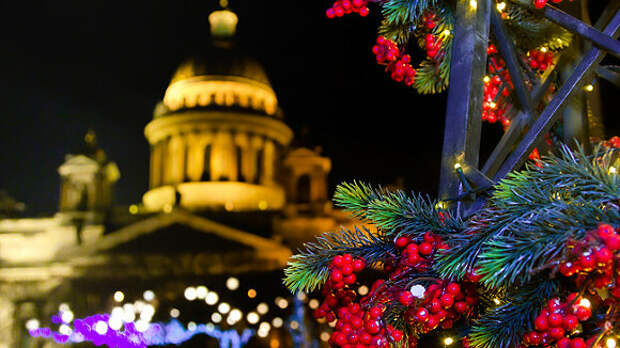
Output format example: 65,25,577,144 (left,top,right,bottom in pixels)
149,130,277,188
